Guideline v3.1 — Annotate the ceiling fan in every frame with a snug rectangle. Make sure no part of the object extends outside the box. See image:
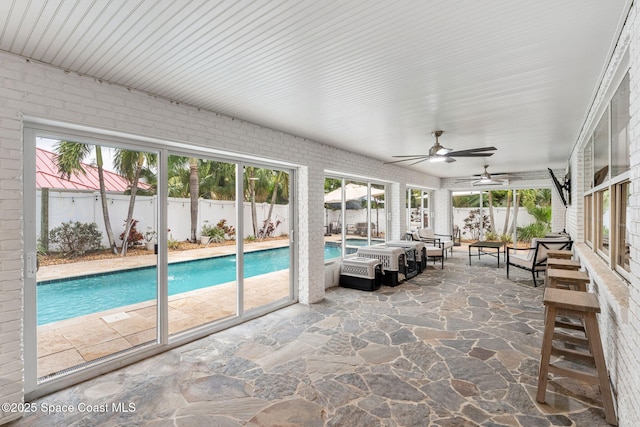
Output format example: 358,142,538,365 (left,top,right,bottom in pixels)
456,165,514,186
385,130,497,165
